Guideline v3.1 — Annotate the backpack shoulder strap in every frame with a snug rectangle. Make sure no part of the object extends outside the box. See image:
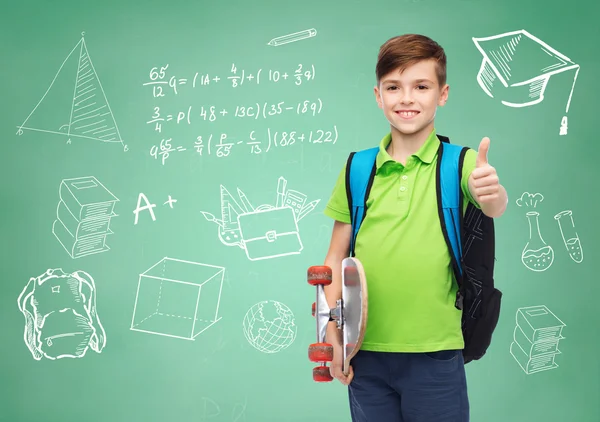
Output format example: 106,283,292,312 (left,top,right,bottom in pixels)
74,270,107,353
437,141,469,307
345,146,378,257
